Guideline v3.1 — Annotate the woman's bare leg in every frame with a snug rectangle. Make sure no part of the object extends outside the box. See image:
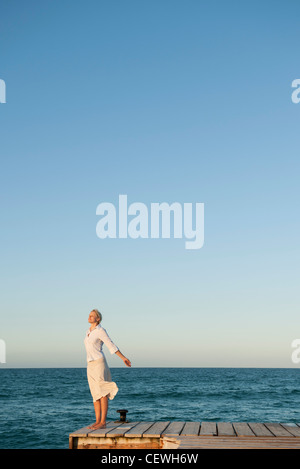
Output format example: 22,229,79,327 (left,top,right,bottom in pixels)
88,399,101,428
88,396,108,429
99,395,108,426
